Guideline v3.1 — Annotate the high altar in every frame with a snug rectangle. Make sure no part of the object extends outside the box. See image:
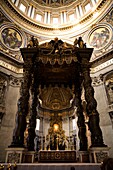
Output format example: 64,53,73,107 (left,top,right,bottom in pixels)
5,37,109,163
